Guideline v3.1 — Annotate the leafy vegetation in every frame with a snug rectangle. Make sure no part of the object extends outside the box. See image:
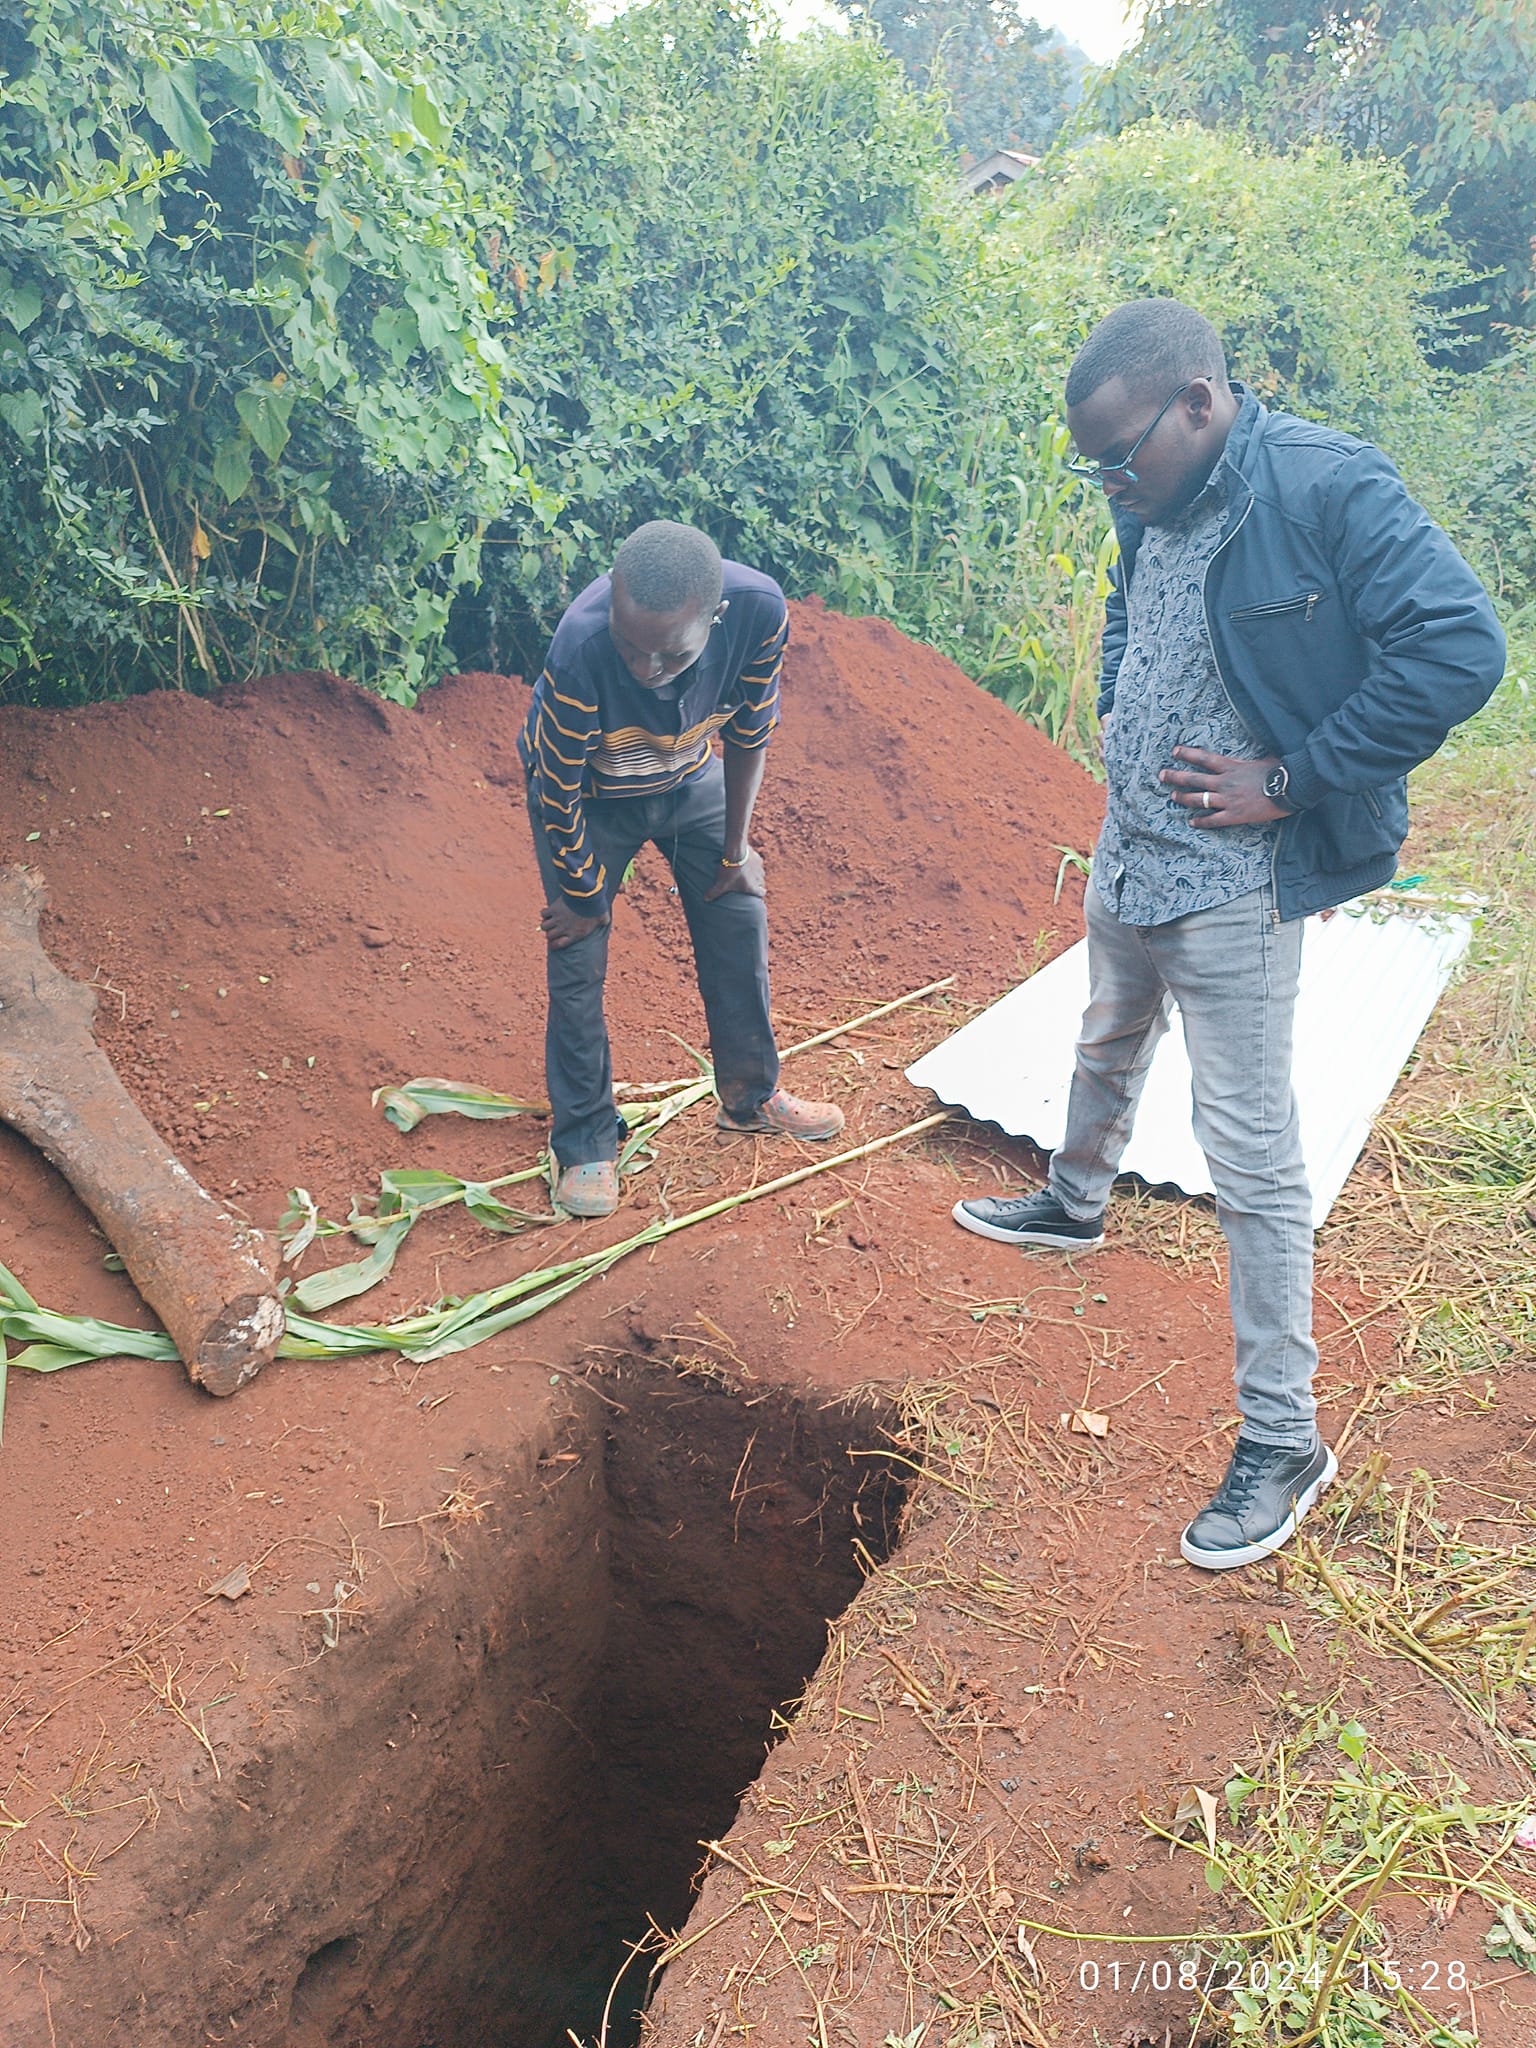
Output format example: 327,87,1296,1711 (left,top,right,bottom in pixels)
832,0,1069,156
1097,0,1536,346
1,0,1532,754
0,0,555,701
